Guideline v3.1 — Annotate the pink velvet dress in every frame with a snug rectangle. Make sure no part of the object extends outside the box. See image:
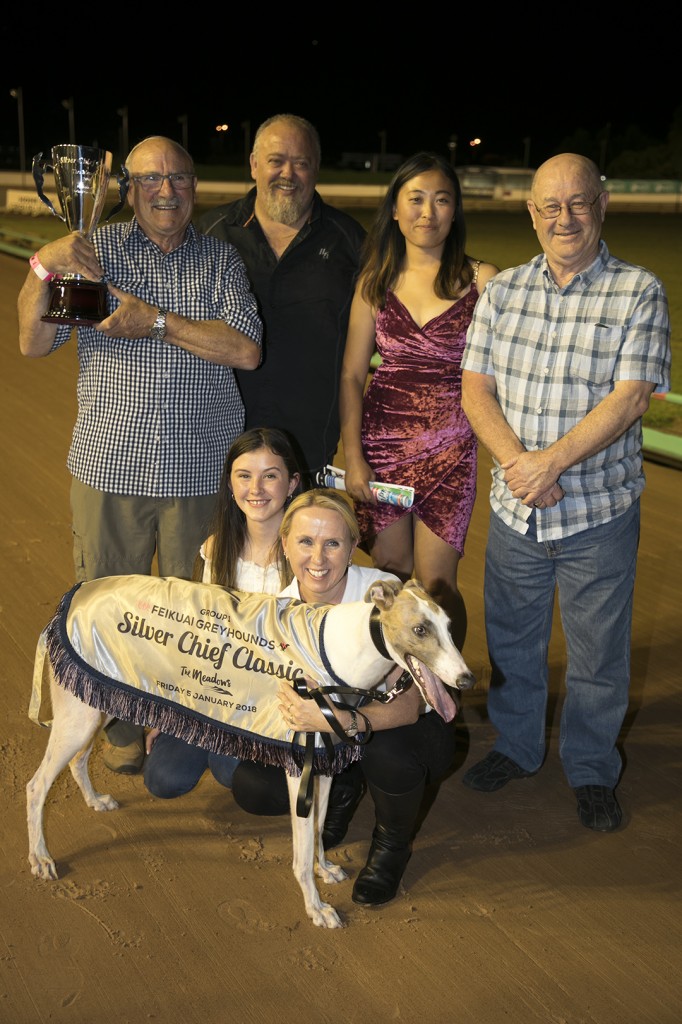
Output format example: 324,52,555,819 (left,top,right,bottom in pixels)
355,287,478,556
